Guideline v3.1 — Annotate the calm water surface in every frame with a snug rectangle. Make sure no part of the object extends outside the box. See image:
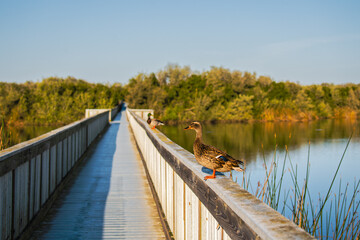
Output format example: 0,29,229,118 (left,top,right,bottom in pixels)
160,119,360,229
